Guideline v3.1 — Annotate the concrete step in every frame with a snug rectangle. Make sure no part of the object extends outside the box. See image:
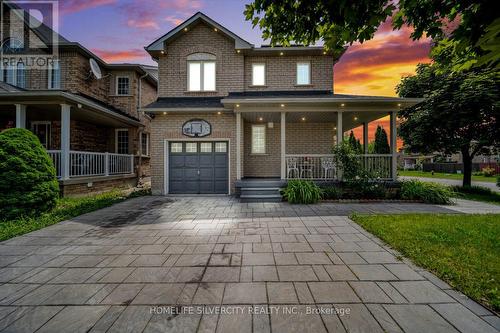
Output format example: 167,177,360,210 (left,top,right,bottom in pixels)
240,194,283,203
235,179,286,188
